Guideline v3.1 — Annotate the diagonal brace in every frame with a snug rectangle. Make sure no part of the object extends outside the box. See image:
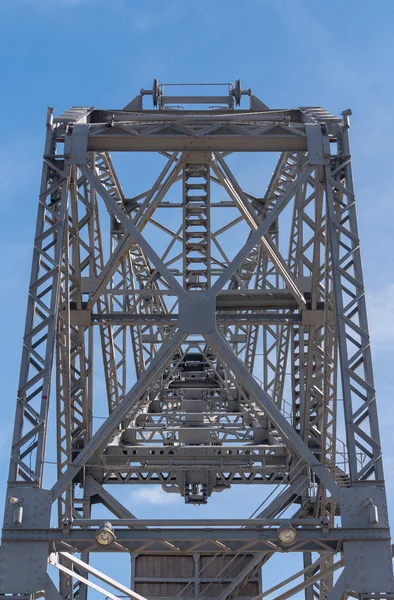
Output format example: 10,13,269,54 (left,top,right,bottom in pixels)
49,553,148,600
87,235,133,309
51,330,185,501
83,165,186,298
85,476,141,523
205,330,340,500
212,153,307,308
211,163,314,294
59,552,147,600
